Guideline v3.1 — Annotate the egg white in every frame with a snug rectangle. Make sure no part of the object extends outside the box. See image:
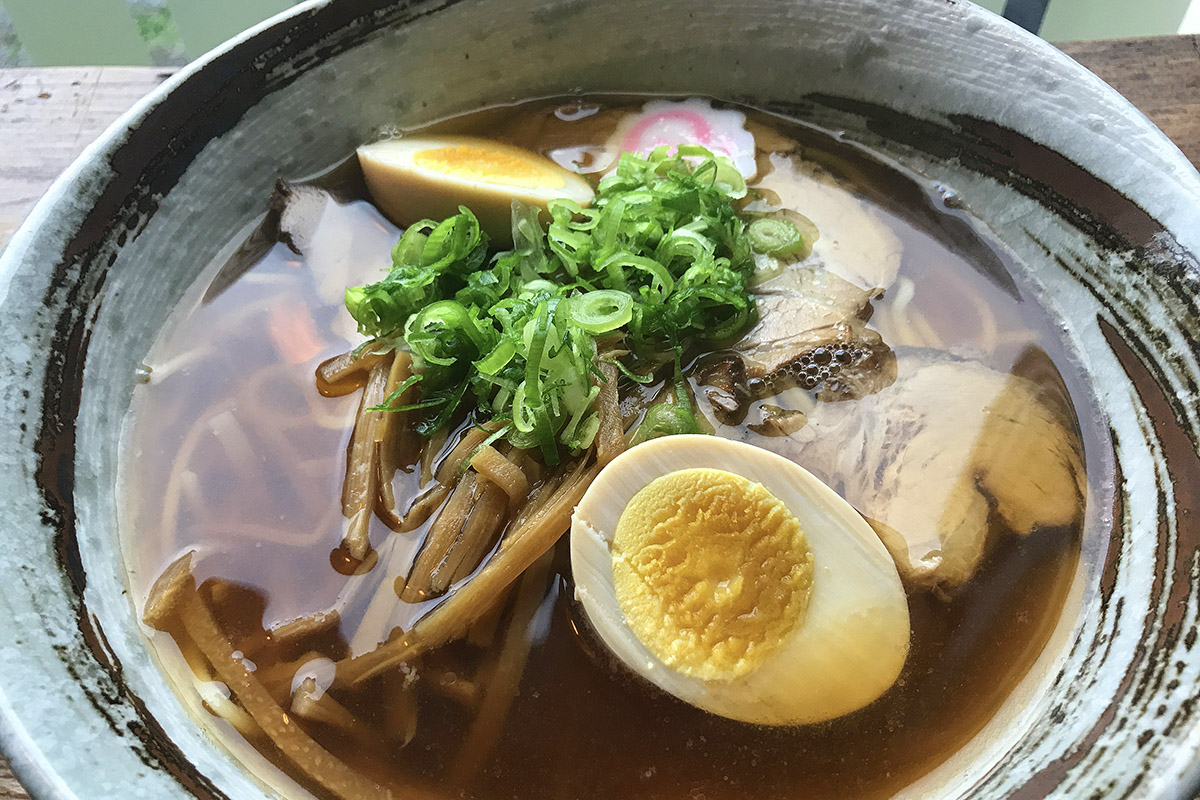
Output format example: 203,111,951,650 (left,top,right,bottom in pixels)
570,434,910,725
